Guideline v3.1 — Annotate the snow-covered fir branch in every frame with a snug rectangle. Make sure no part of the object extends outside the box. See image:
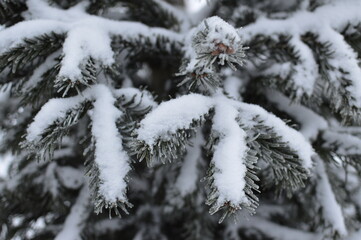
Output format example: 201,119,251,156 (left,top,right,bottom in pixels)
1,0,361,239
